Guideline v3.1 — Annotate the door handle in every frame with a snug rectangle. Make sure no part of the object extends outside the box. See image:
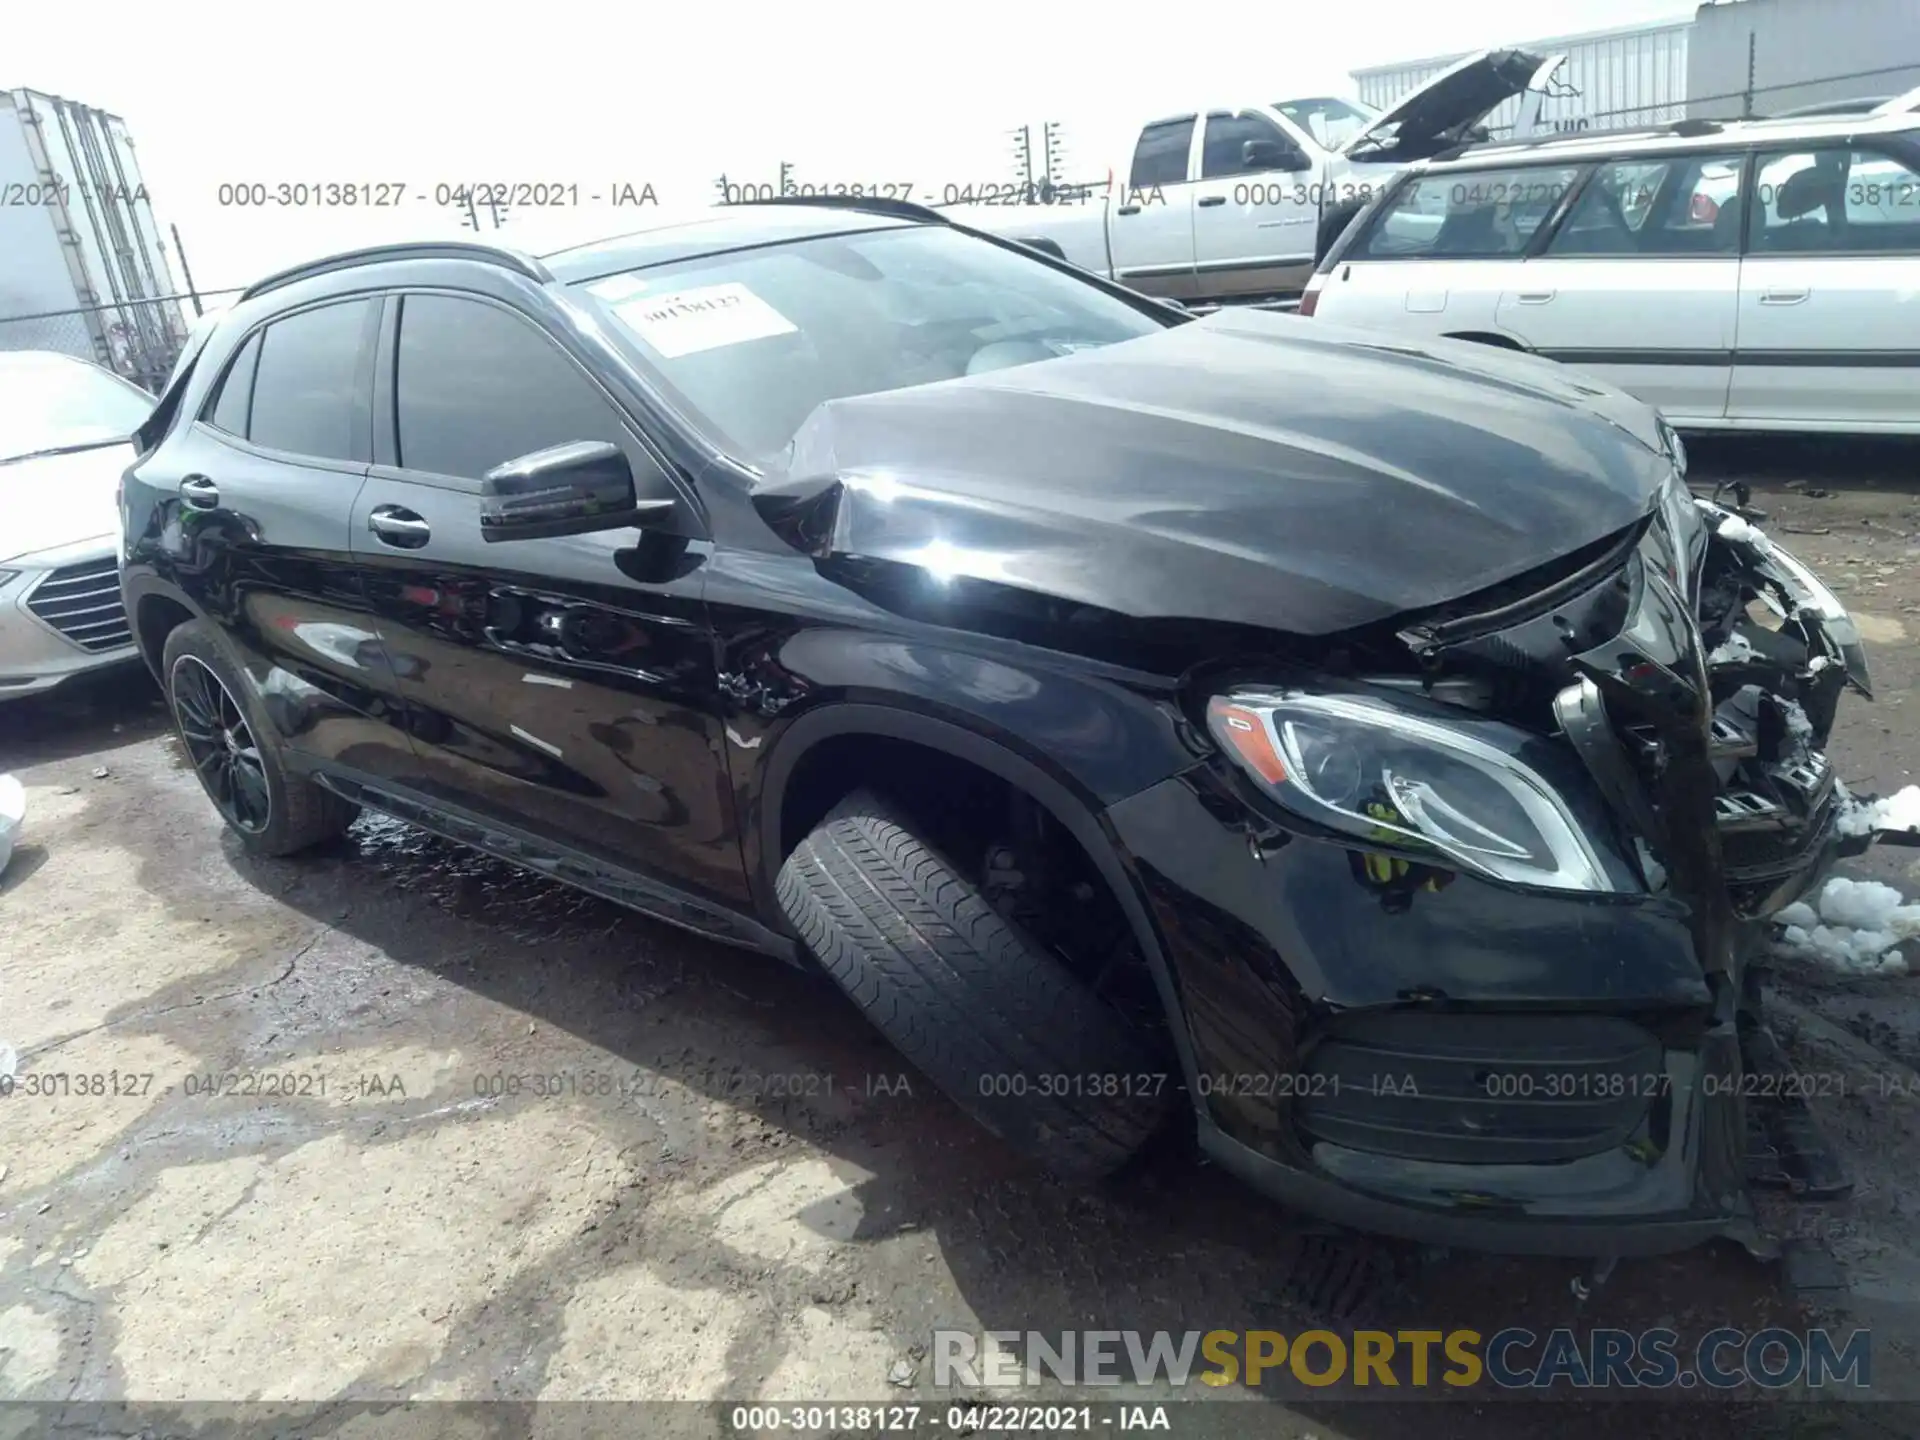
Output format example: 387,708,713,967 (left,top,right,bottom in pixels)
179,474,219,510
1197,195,1227,208
368,505,431,548
1515,291,1555,304
1117,204,1142,216
1760,288,1811,305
